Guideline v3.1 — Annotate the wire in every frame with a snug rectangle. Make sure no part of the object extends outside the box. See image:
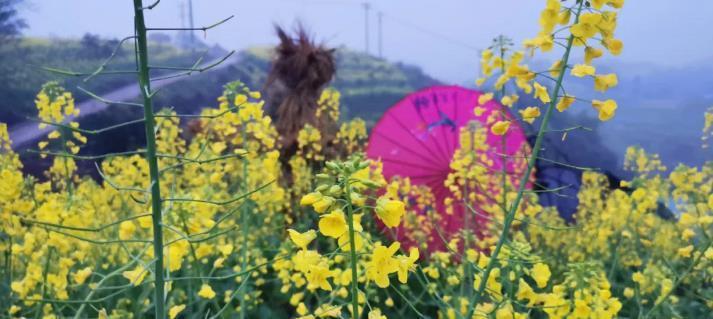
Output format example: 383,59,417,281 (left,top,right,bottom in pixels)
380,12,481,52
276,0,482,54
